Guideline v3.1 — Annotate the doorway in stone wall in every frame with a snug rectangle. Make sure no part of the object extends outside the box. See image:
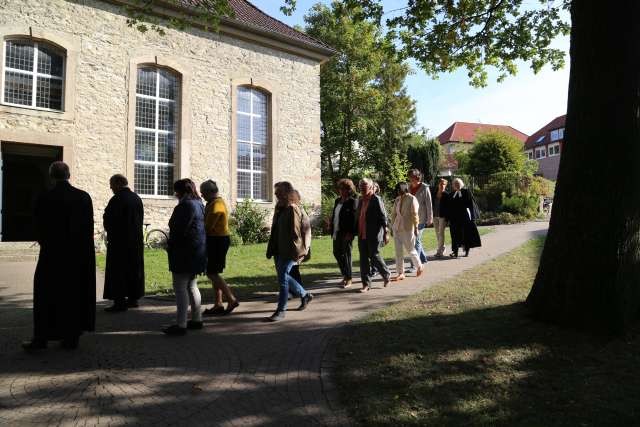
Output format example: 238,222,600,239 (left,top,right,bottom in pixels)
1,142,62,241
